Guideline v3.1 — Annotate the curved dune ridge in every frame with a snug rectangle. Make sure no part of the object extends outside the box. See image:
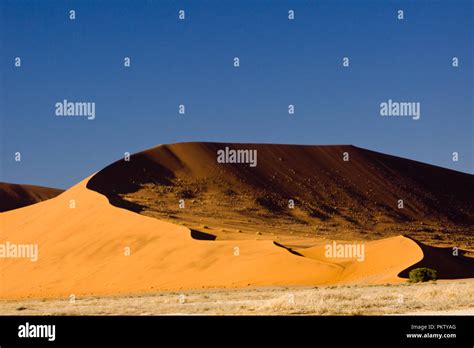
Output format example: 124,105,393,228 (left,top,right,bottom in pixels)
0,142,473,299
0,182,63,212
0,177,422,299
398,236,474,279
